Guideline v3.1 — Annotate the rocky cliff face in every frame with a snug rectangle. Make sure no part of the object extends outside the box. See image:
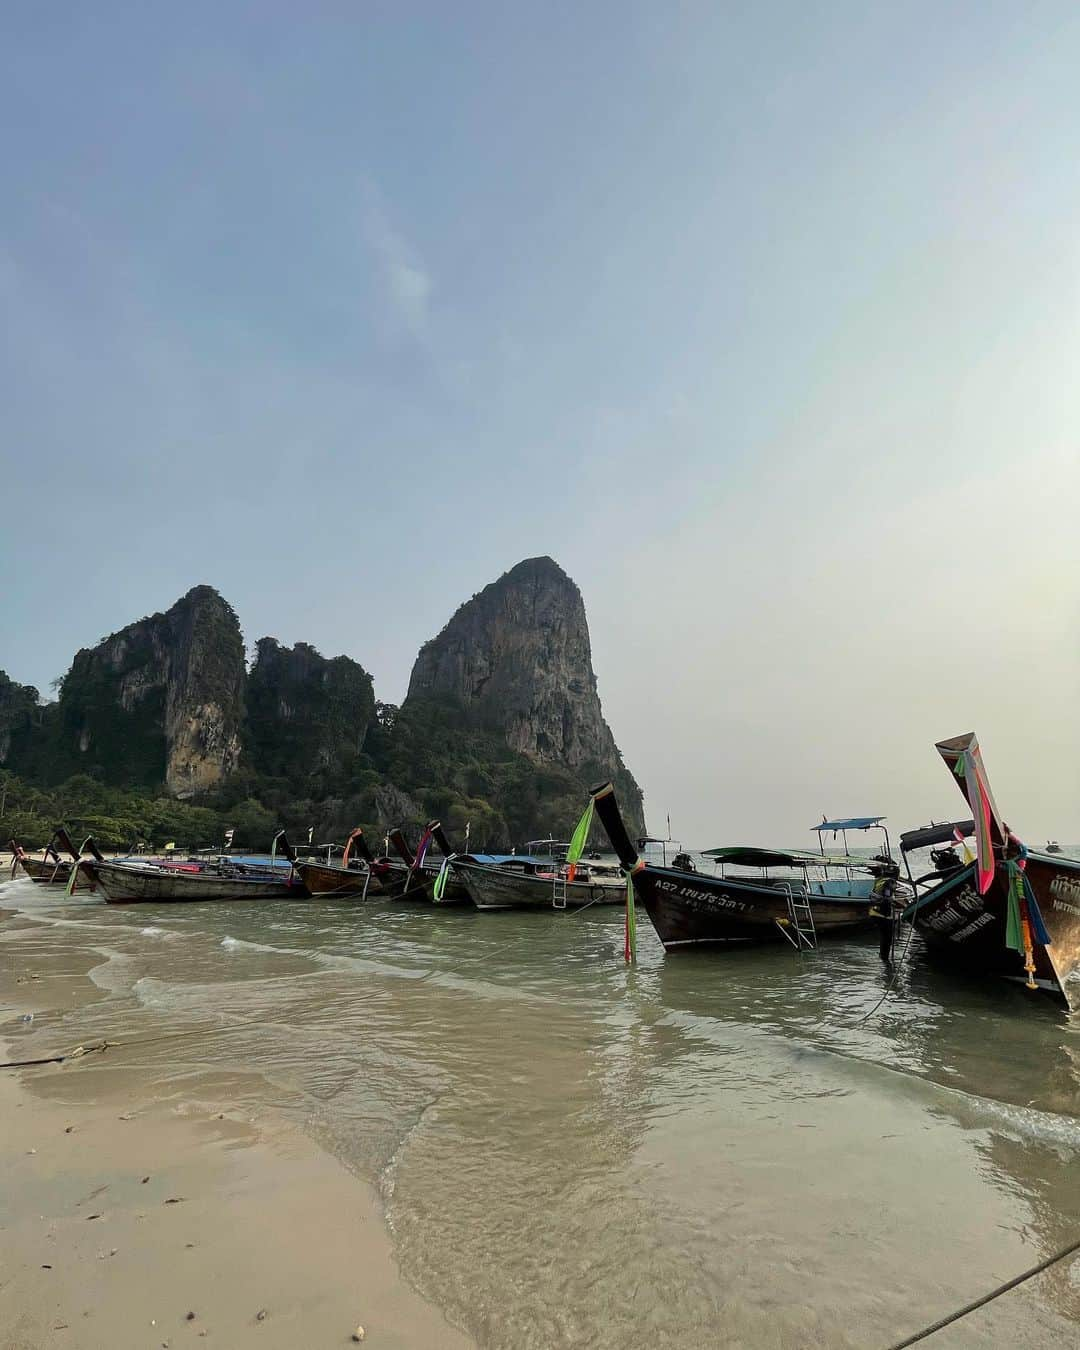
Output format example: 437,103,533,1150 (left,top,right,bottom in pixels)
0,671,40,766
245,638,375,787
50,586,246,795
406,557,644,833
